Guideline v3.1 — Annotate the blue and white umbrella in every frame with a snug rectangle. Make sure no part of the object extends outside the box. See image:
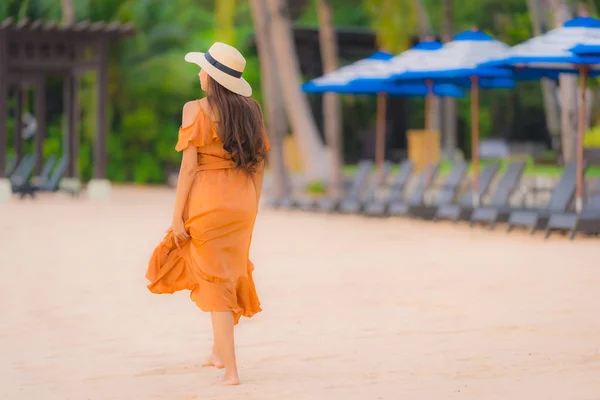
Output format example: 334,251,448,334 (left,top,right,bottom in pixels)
380,30,516,204
302,49,464,97
484,16,600,212
302,50,464,167
387,30,514,87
